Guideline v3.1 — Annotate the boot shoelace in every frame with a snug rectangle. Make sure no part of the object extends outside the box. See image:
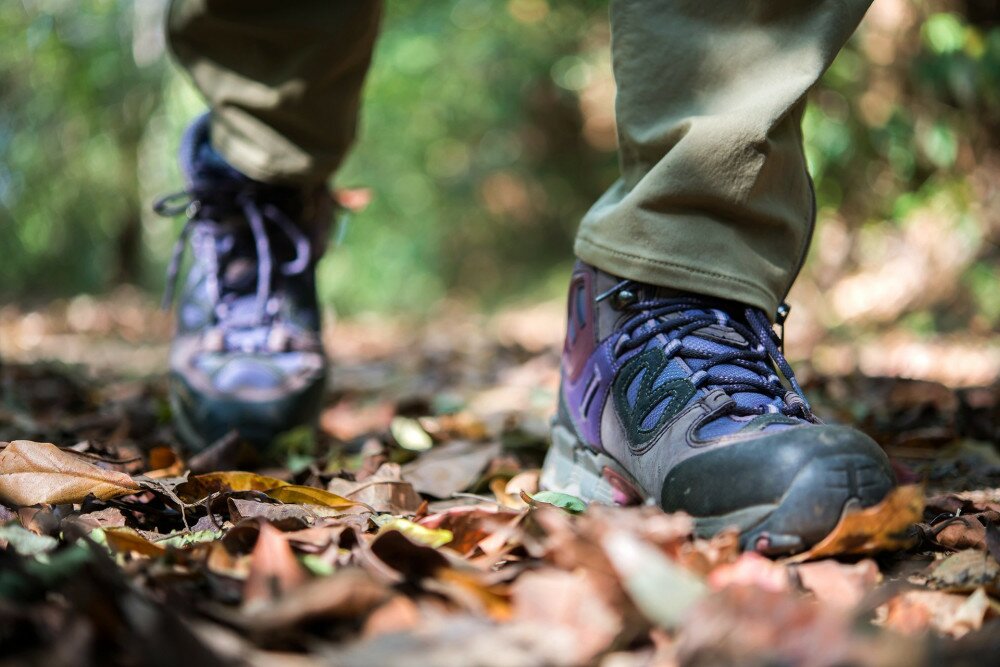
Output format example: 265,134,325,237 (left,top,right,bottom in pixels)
154,183,311,330
597,280,813,419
